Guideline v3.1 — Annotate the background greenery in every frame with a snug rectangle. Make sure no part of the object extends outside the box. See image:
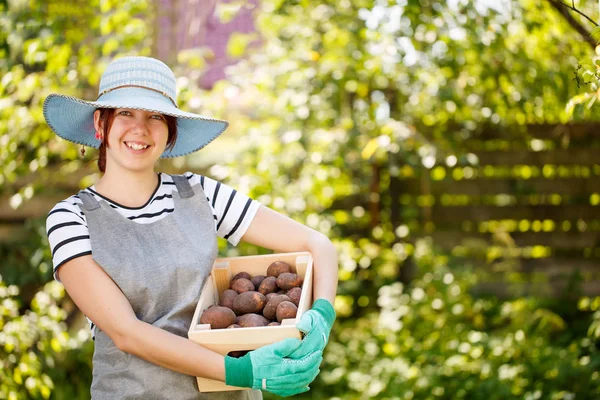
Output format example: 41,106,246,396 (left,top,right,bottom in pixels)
1,0,600,399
